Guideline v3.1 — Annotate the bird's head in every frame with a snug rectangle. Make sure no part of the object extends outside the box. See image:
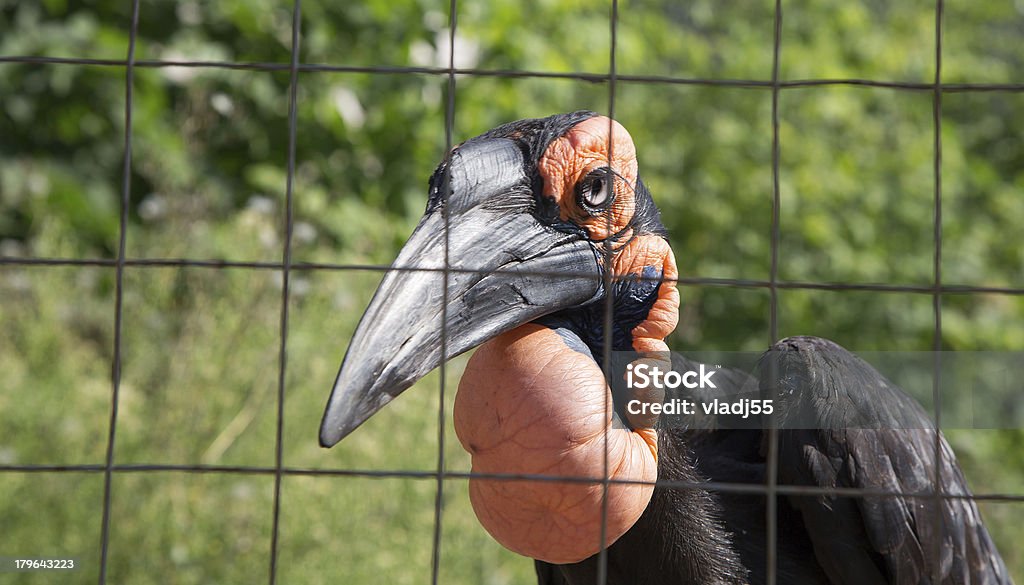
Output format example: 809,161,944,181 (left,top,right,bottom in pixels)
320,111,678,446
